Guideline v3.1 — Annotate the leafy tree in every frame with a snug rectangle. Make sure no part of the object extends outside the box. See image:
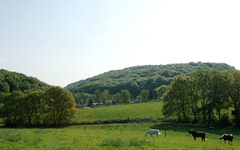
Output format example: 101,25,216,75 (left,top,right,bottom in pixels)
73,92,94,104
94,89,104,103
137,89,150,102
23,90,47,126
163,75,191,121
155,85,169,100
230,70,240,126
120,90,131,103
208,70,232,124
88,98,94,107
112,92,121,104
191,70,211,122
189,76,200,123
2,91,25,126
103,89,109,104
45,86,77,126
